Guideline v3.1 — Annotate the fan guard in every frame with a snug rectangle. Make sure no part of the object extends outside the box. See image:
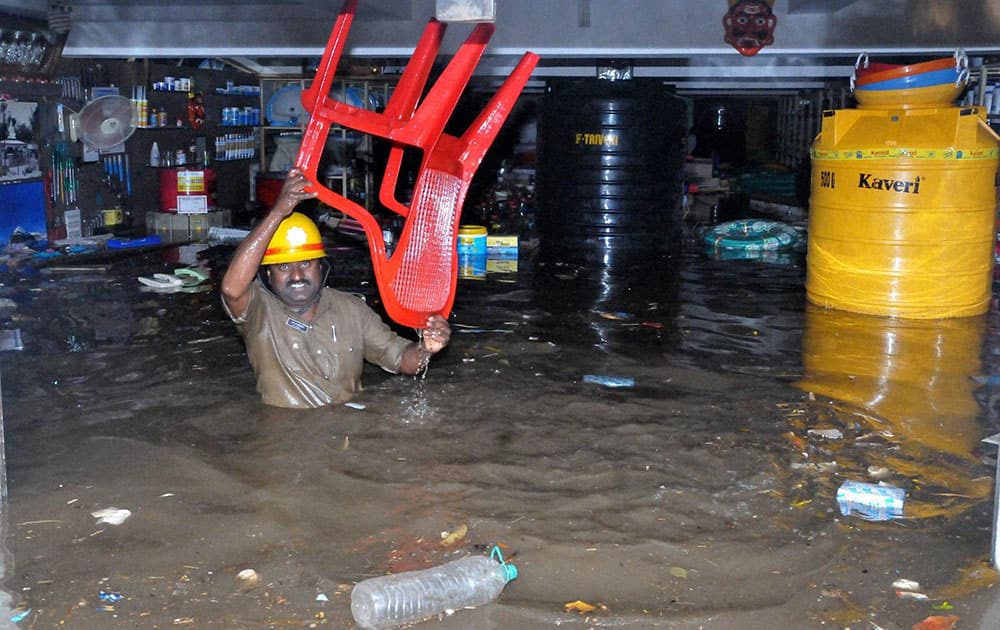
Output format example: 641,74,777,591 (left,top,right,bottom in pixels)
266,85,304,126
72,95,137,150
